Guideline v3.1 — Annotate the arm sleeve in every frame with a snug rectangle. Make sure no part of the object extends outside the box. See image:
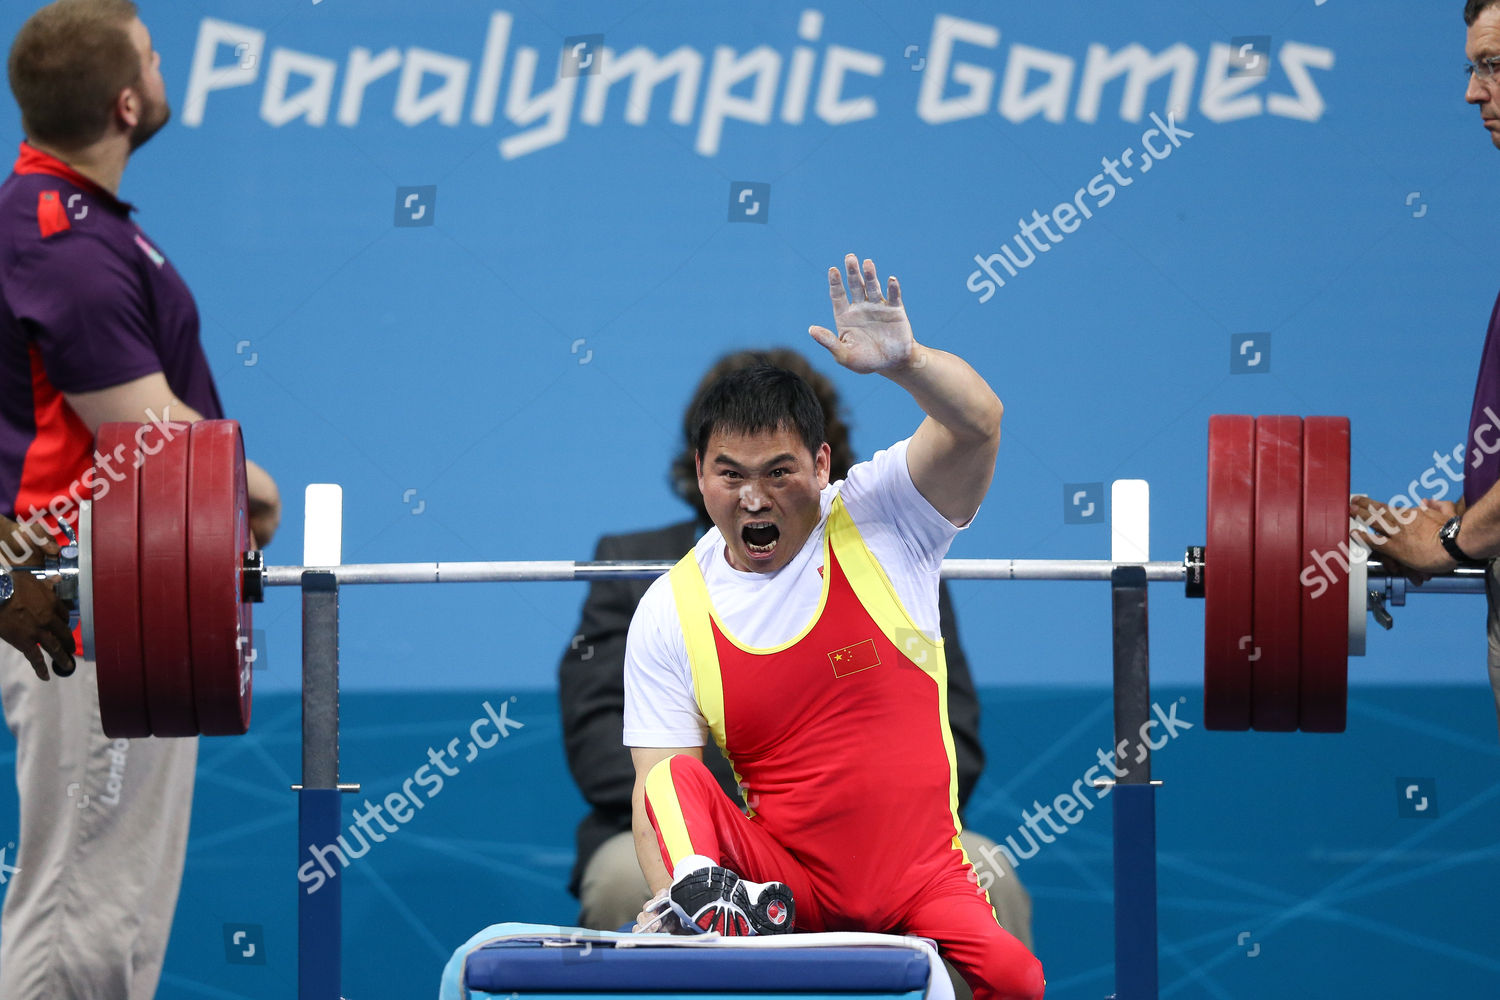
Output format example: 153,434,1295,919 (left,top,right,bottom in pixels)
840,438,964,575
9,233,162,392
557,534,642,814
622,574,707,748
